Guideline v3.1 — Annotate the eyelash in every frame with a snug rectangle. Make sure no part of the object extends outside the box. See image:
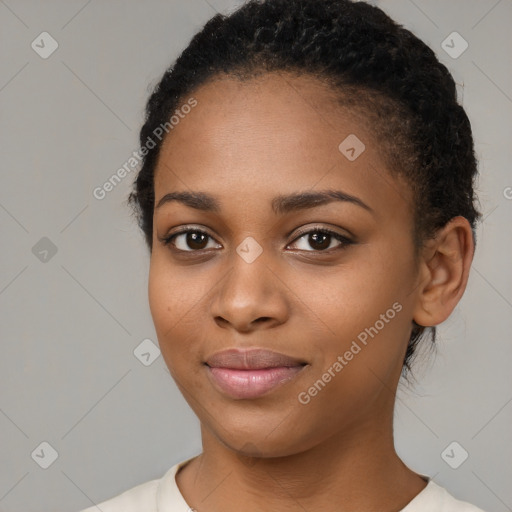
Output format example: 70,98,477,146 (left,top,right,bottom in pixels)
159,225,354,254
